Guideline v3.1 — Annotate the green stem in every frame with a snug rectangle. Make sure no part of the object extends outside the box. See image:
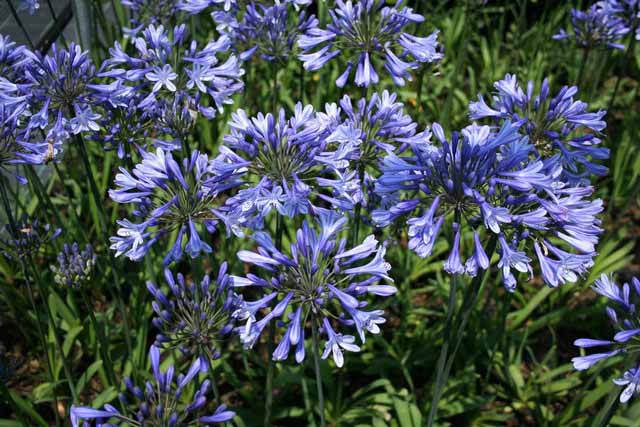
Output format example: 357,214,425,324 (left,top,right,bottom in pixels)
427,235,497,427
311,320,326,427
28,257,79,405
301,375,317,427
577,47,591,88
81,290,117,388
608,30,637,113
75,135,134,368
